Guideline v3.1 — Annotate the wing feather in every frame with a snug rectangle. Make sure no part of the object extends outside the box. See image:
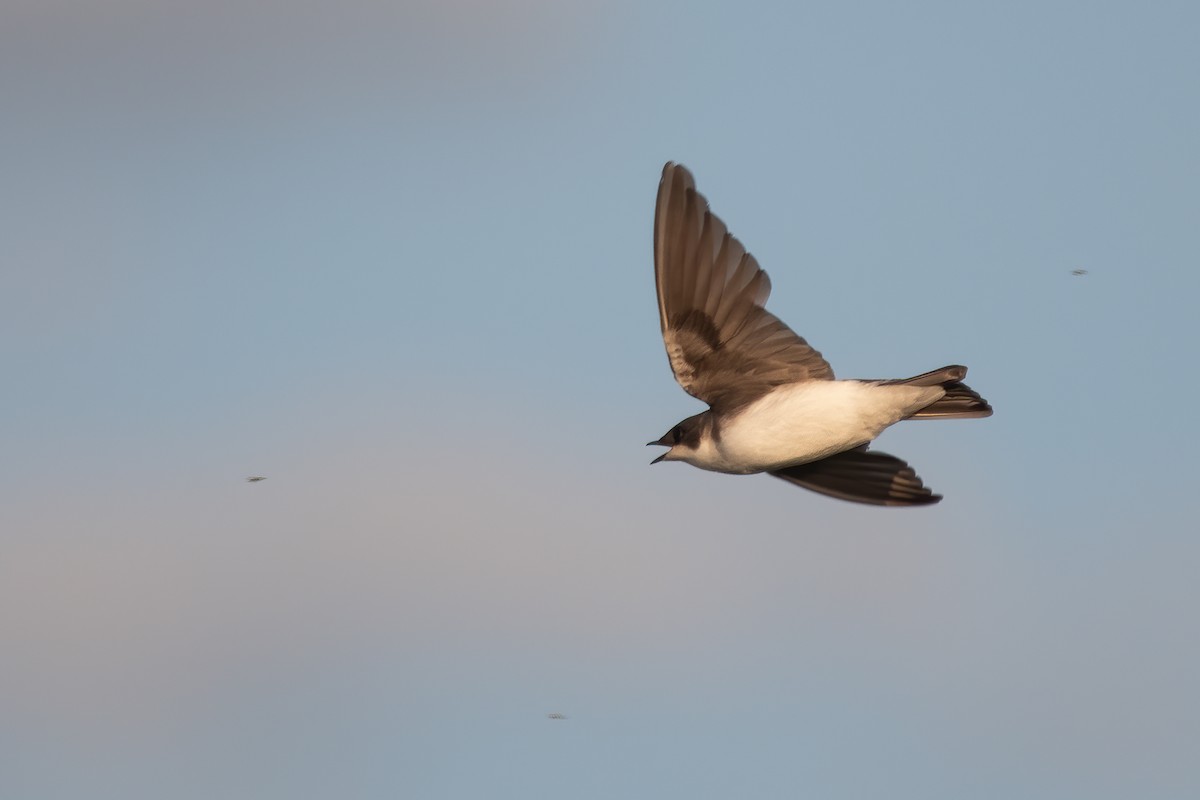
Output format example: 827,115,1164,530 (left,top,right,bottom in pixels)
654,162,834,411
770,448,942,506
